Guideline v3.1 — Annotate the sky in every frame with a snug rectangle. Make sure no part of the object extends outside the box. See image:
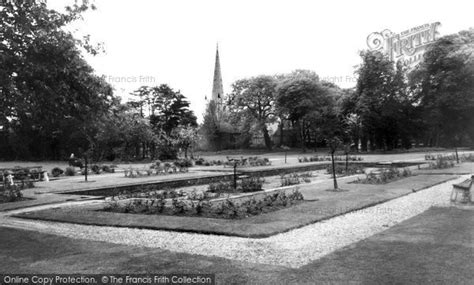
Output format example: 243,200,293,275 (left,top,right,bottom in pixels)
47,0,473,122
